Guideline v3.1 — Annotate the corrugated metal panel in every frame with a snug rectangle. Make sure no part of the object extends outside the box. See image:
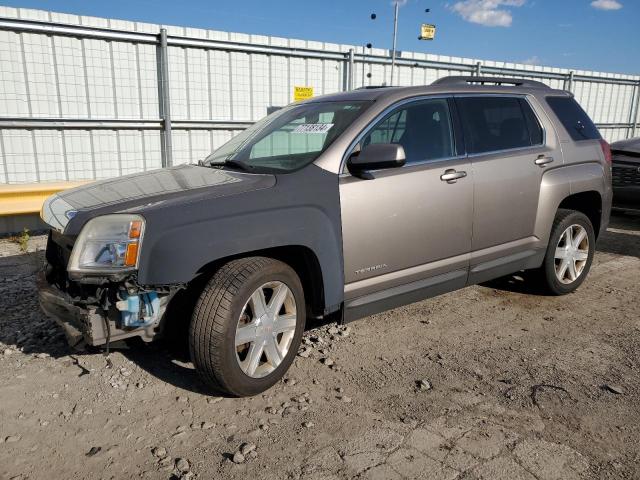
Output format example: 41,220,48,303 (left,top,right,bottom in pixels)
3,129,37,183
0,6,638,185
92,130,120,179
84,38,116,117
0,30,29,116
33,130,65,182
